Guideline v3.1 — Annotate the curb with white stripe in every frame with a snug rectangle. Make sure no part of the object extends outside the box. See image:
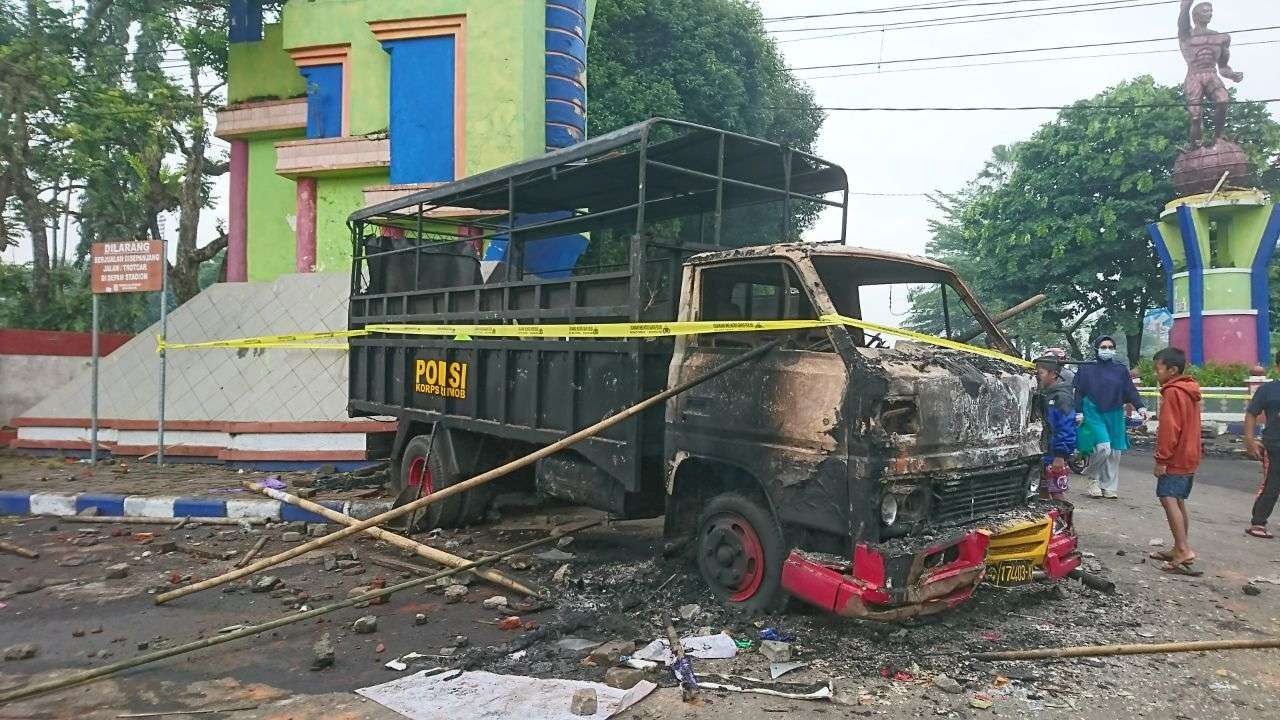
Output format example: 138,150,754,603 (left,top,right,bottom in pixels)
0,492,392,524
